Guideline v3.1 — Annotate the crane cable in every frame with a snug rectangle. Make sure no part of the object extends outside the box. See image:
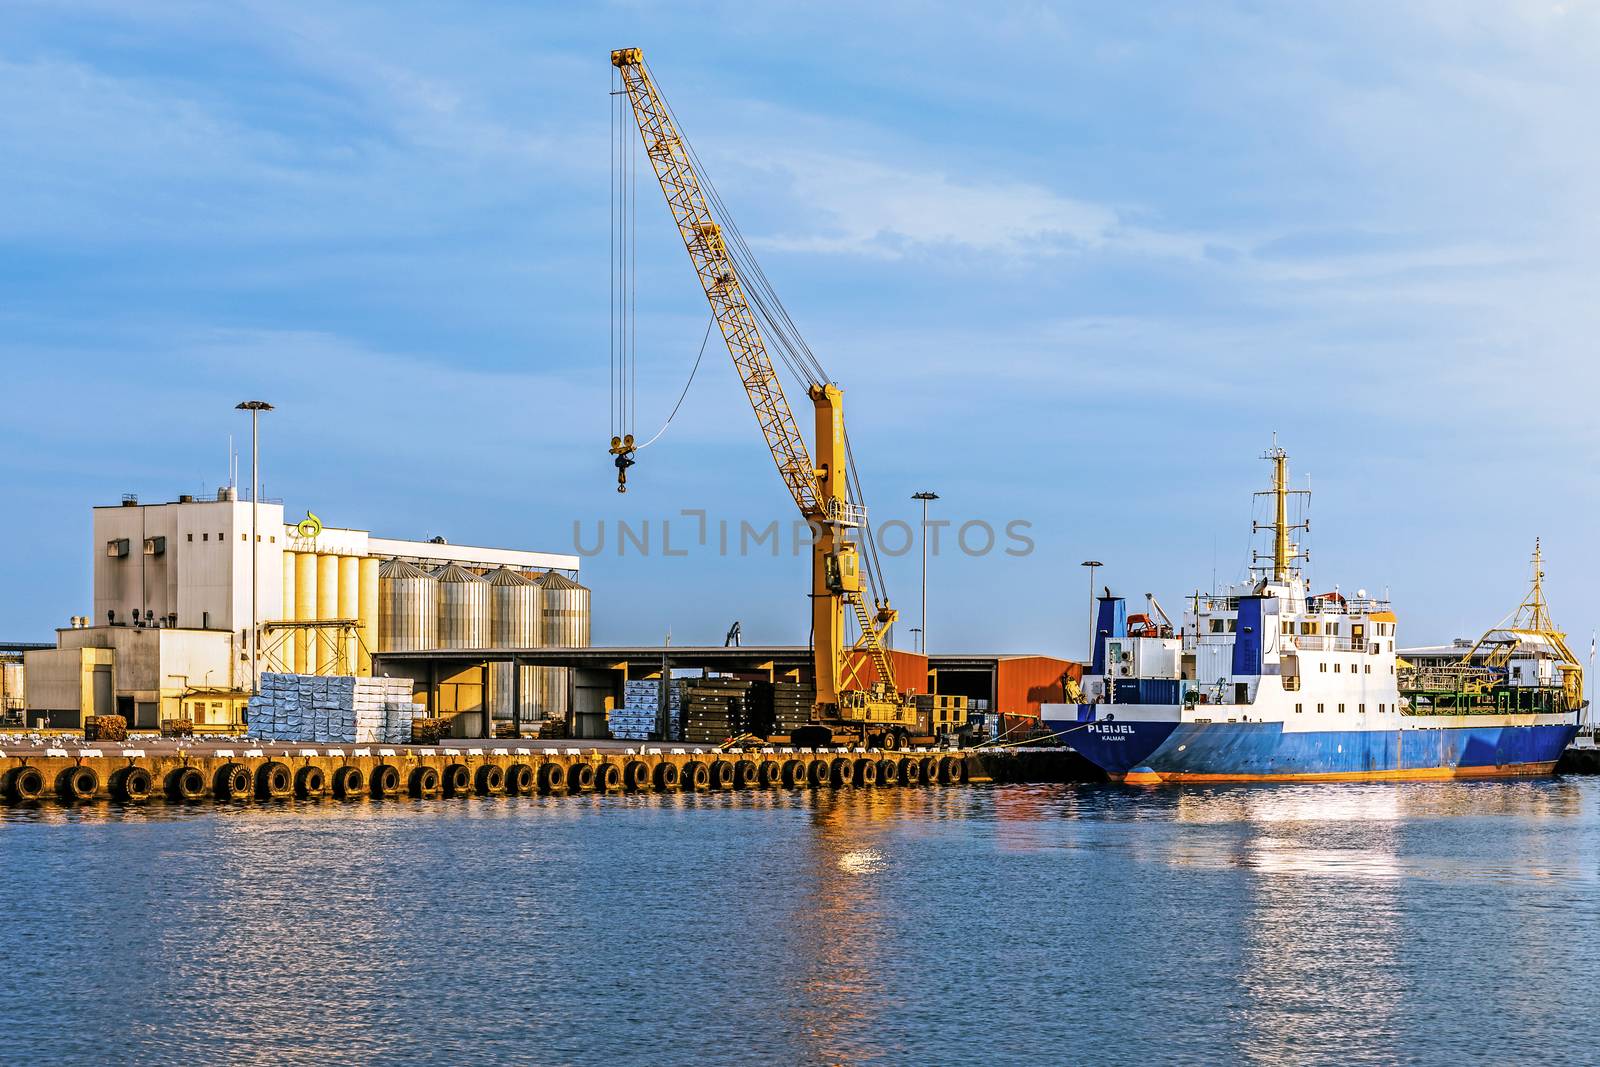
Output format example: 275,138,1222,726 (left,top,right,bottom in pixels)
632,318,714,451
